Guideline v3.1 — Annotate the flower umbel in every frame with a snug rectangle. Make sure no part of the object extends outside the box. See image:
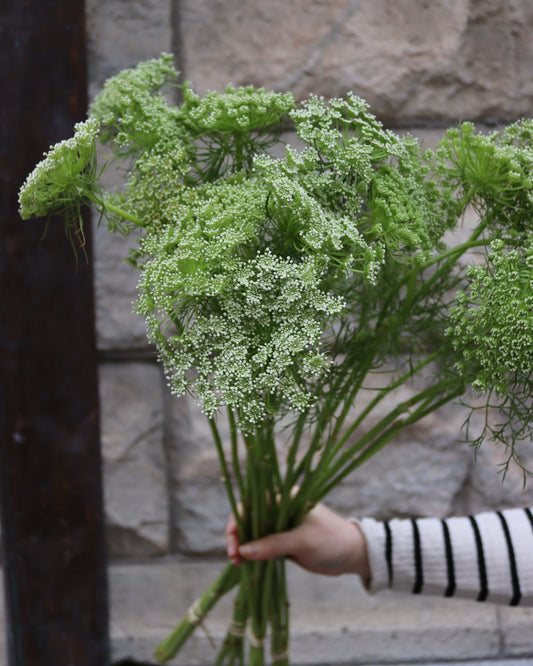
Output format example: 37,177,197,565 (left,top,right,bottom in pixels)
18,118,100,250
